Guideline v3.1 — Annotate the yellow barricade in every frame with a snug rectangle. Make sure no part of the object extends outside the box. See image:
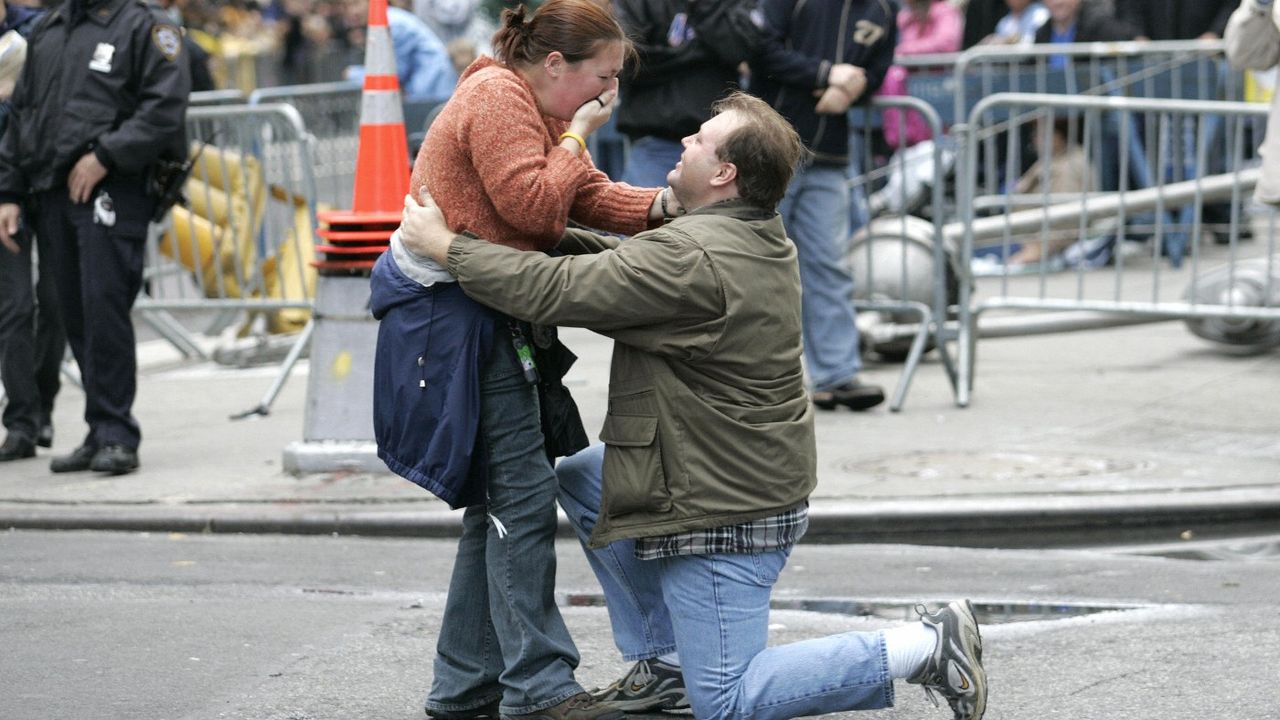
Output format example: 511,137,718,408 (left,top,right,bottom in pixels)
160,144,315,334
